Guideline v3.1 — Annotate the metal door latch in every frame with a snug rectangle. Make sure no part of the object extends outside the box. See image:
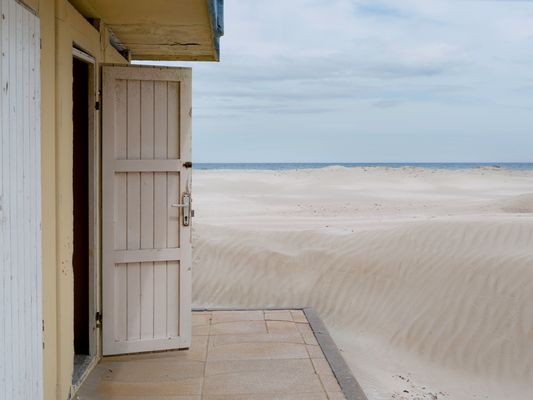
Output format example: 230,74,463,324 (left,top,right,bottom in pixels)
171,193,191,226
95,312,102,328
